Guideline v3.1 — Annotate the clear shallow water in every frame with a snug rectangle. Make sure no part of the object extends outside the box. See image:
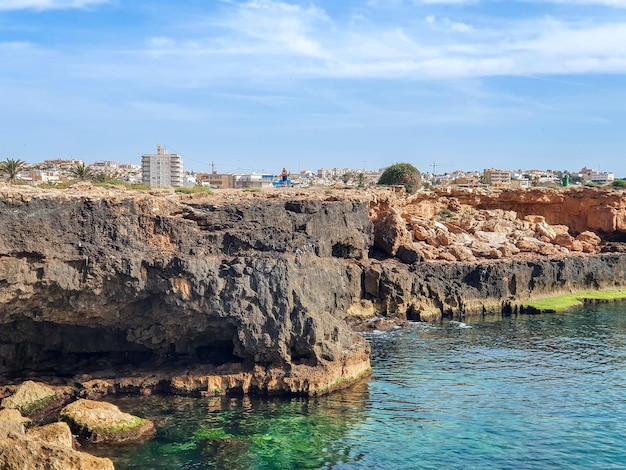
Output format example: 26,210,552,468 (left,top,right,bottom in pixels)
92,304,626,469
